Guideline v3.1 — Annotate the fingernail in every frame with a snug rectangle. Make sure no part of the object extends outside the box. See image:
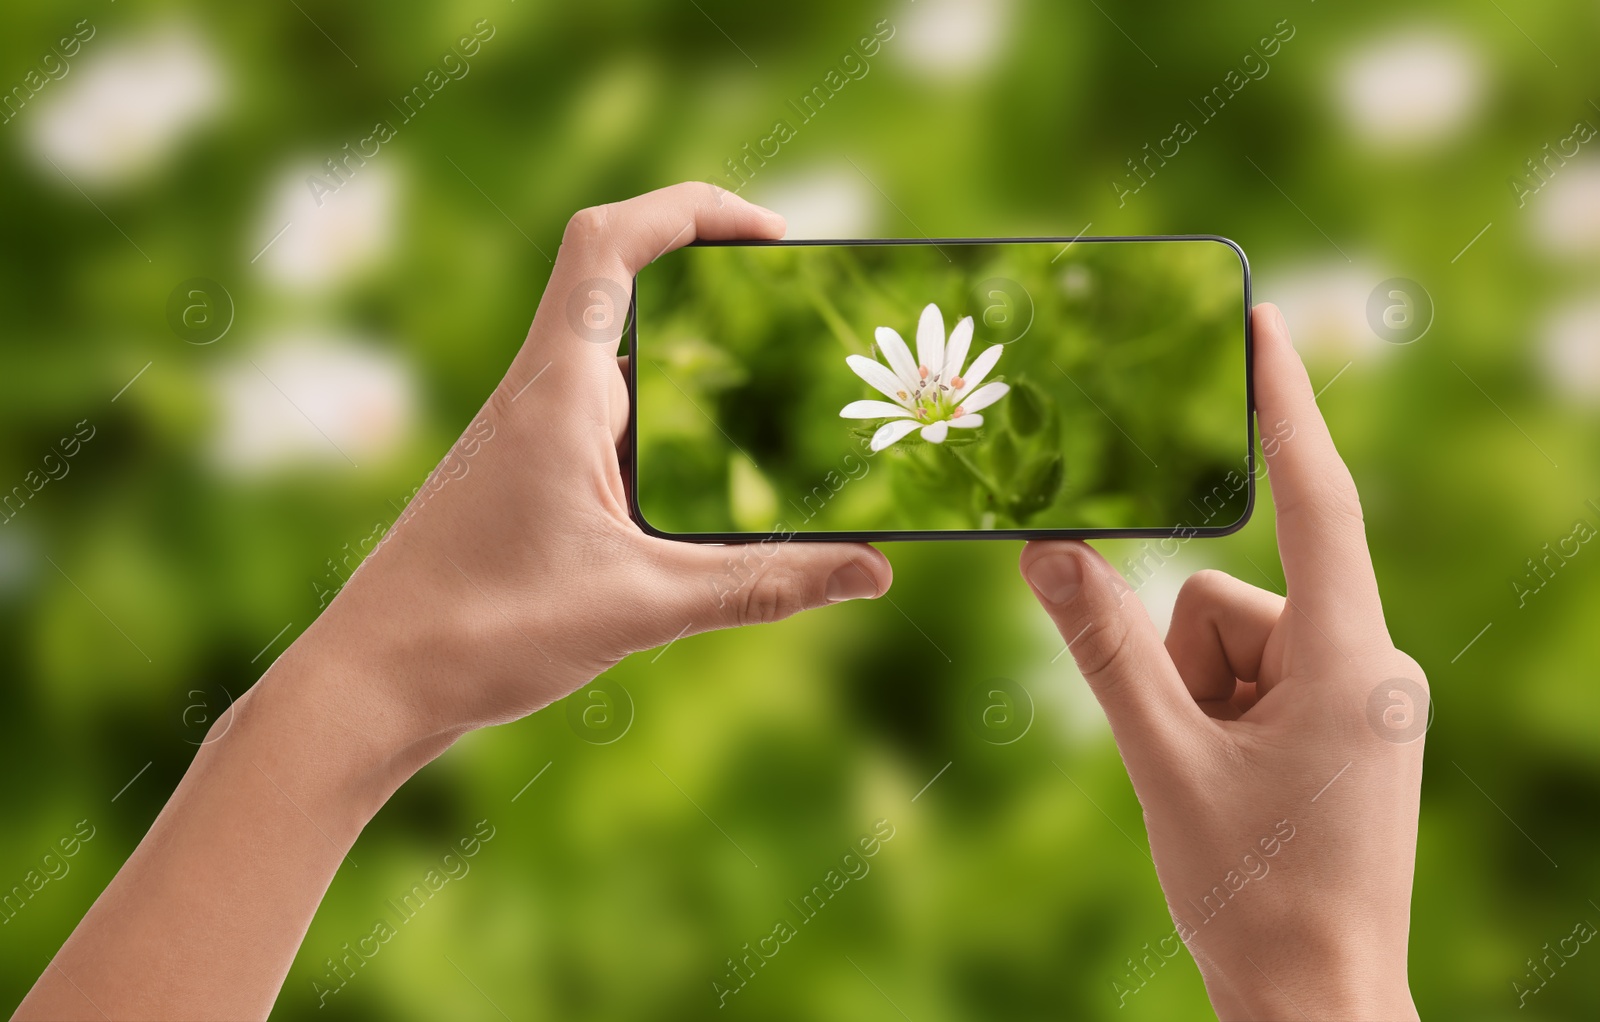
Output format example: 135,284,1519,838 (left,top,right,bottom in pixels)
826,563,878,603
1026,552,1082,604
1272,304,1288,333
